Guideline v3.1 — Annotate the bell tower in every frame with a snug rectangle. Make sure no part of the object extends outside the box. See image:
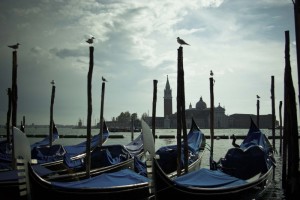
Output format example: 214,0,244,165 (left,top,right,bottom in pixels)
164,75,172,117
